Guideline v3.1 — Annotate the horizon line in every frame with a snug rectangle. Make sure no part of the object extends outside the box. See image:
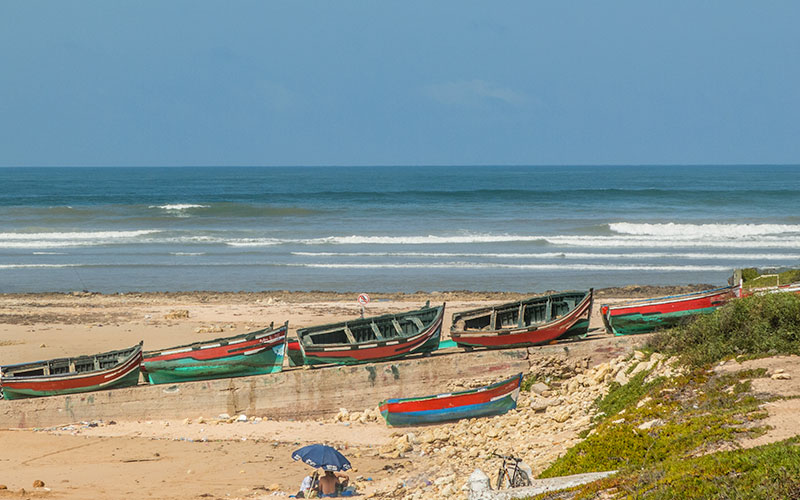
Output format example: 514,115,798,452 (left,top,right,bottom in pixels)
1,163,799,168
